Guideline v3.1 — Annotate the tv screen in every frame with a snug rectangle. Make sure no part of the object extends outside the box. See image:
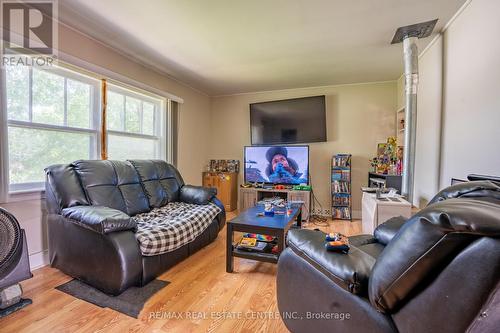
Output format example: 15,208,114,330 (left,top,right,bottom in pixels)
250,95,326,145
244,146,309,185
